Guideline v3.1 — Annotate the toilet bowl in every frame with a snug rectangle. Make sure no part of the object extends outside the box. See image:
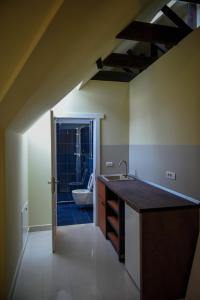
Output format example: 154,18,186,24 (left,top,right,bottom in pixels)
72,173,93,205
